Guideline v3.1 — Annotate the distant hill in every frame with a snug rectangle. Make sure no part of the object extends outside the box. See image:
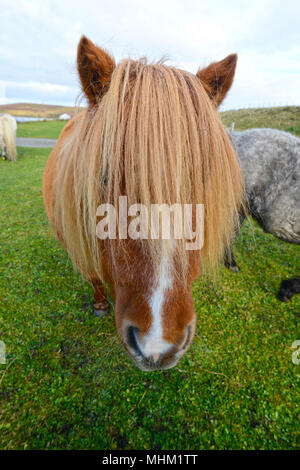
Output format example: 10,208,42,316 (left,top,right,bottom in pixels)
220,106,300,137
0,102,85,118
1,103,299,137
